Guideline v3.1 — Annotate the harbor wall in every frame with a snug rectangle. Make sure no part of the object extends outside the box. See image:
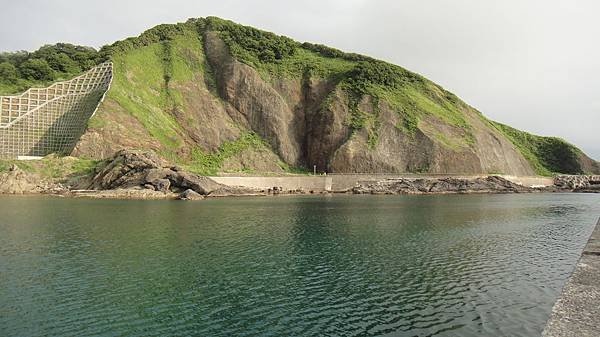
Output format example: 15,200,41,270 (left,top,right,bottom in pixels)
543,218,600,336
